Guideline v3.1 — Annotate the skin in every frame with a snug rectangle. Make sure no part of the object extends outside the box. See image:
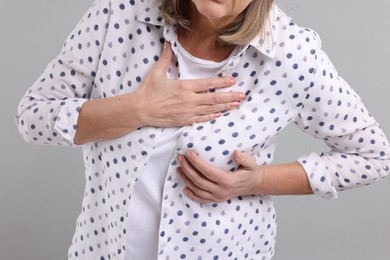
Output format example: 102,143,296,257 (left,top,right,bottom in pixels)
176,0,313,203
190,0,253,30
